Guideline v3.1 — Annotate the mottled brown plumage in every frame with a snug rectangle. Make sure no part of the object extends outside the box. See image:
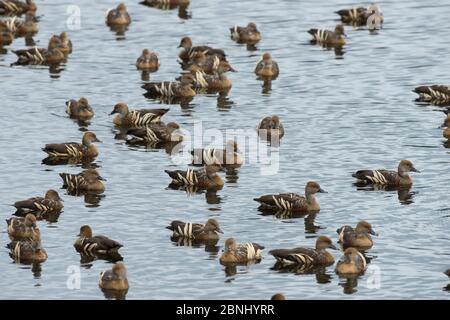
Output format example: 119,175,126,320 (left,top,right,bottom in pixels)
13,37,65,64
7,239,47,263
178,36,227,62
230,22,261,44
165,165,224,190
6,214,40,241
42,131,100,160
352,160,419,186
60,169,105,193
219,238,264,264
0,0,36,16
257,115,284,141
127,122,183,143
191,140,243,168
337,221,377,249
308,24,347,46
166,218,222,241
106,3,131,26
74,225,122,255
254,52,279,78
414,85,450,105
335,247,367,275
136,48,159,71
141,81,196,98
110,103,168,127
13,189,63,216
66,97,94,121
99,262,129,291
